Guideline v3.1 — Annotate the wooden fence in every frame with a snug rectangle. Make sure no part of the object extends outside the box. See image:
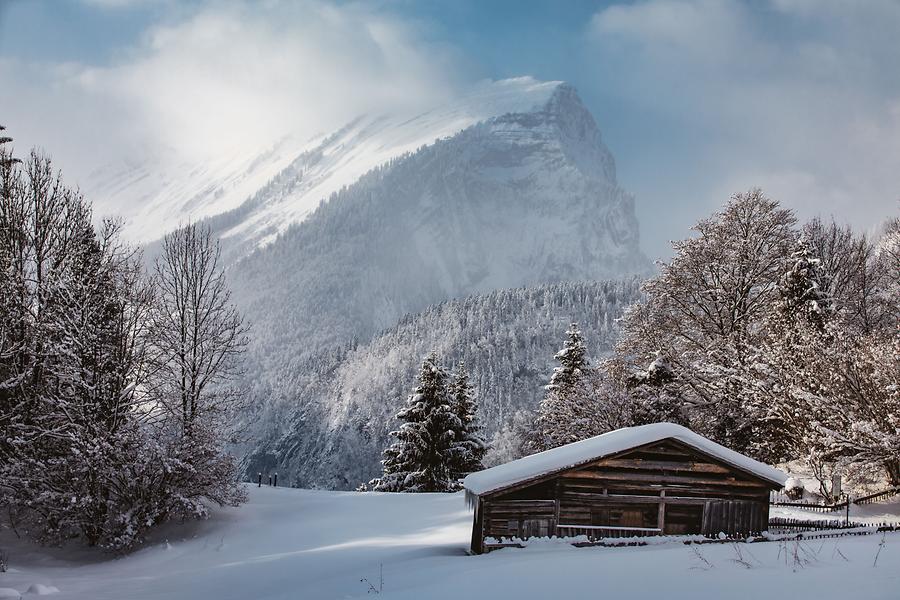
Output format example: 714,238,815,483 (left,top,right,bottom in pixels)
767,517,863,532
854,486,900,505
769,485,900,512
769,491,848,512
483,522,900,552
